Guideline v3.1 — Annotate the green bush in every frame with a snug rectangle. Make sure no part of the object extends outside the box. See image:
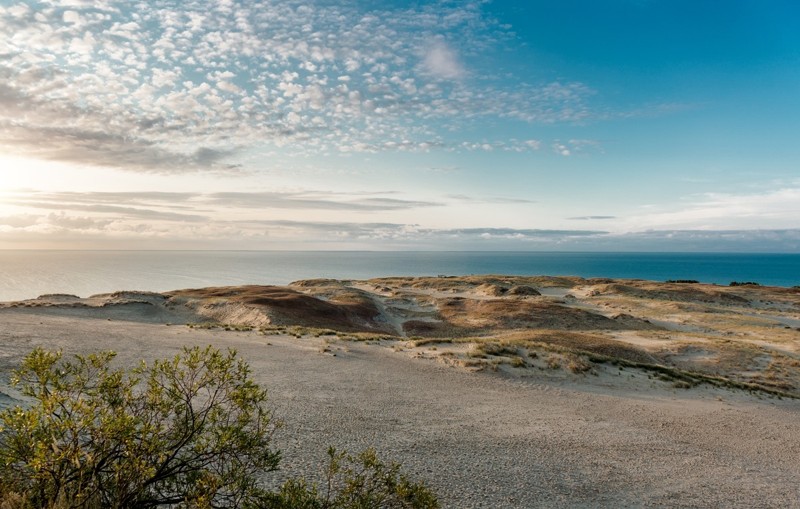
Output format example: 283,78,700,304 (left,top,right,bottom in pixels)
252,447,439,509
0,347,437,509
0,346,279,508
